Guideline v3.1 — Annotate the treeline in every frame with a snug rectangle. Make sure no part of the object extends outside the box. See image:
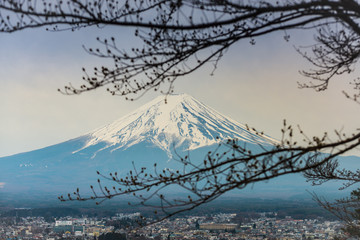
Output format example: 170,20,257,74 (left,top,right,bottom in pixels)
0,207,117,221
0,208,81,222
166,198,336,220
0,198,337,221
